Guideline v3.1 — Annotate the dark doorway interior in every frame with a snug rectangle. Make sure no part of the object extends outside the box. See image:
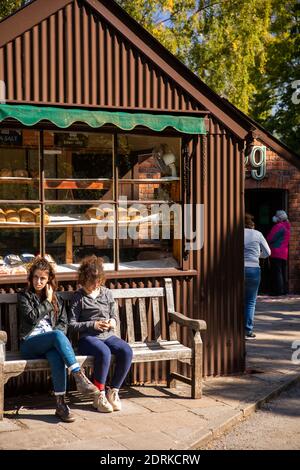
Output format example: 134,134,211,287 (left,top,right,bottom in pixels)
245,189,288,293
